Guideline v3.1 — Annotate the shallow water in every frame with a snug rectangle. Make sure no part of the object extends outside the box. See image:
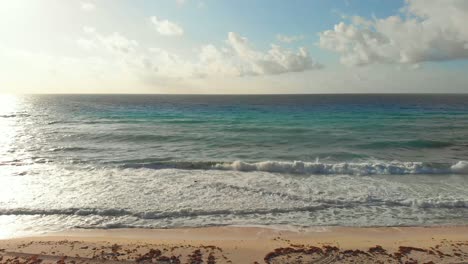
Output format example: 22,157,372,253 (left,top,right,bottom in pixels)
0,94,467,236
